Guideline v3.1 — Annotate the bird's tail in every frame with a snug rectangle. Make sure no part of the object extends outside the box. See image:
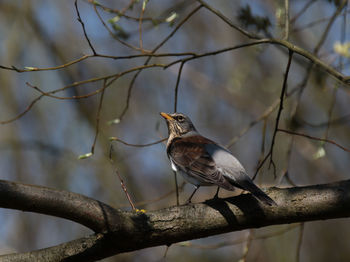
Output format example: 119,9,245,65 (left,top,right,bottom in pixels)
230,176,277,206
248,183,277,206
